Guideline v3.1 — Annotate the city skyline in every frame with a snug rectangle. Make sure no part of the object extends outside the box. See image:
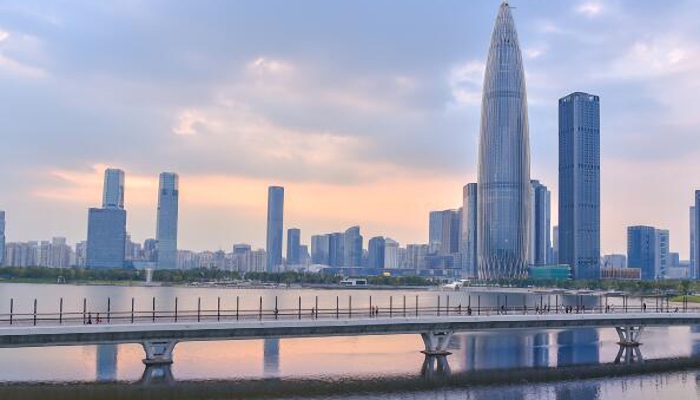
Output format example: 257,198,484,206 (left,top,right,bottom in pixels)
2,1,700,257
